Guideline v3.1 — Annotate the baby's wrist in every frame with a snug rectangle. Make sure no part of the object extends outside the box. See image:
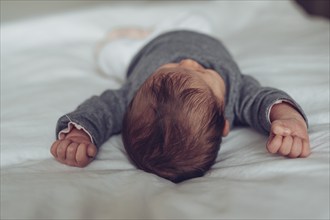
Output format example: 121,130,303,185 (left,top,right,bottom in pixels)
64,128,92,143
270,103,305,123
